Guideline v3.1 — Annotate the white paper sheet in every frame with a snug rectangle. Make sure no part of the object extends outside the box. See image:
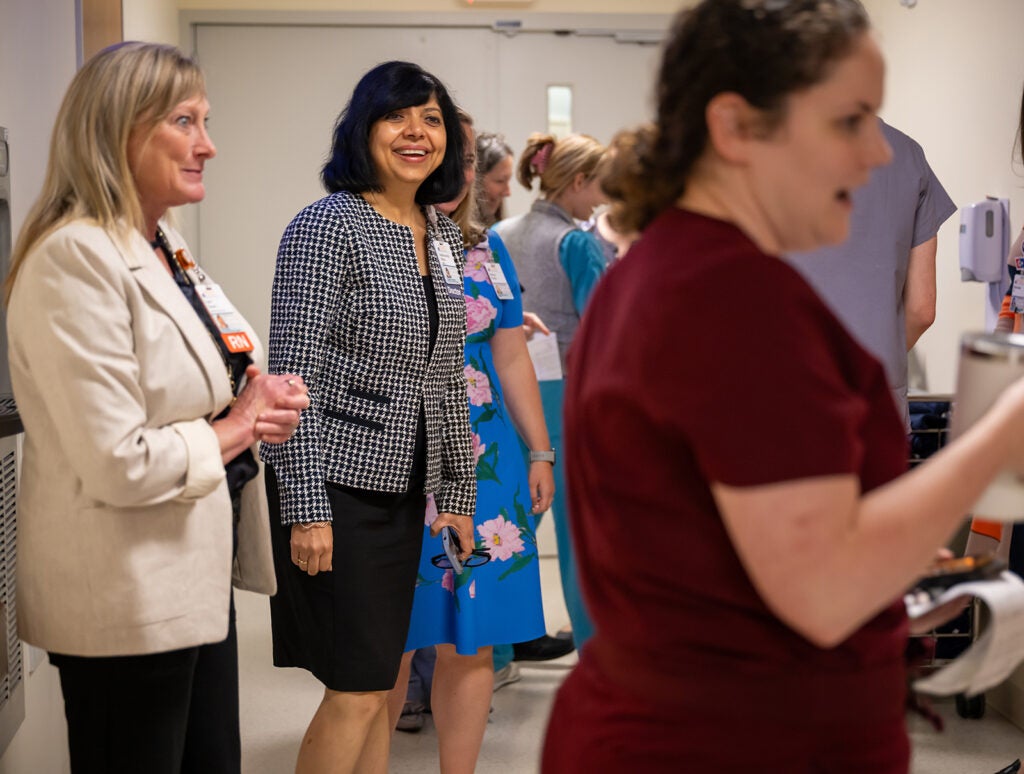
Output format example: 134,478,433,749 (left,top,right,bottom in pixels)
526,332,563,382
907,571,1024,697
